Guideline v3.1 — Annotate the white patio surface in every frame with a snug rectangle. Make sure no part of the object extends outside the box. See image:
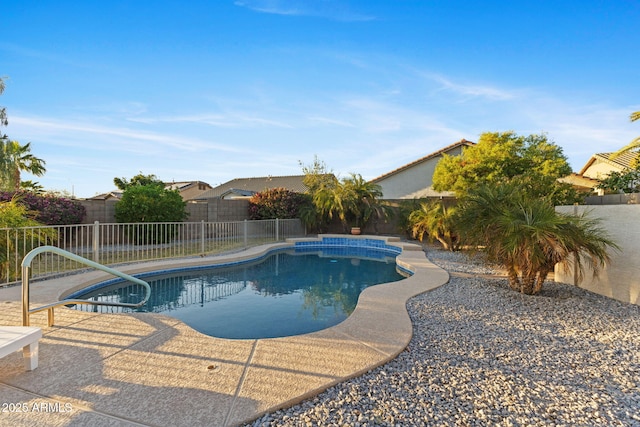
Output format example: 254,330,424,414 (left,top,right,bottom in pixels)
0,240,449,426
